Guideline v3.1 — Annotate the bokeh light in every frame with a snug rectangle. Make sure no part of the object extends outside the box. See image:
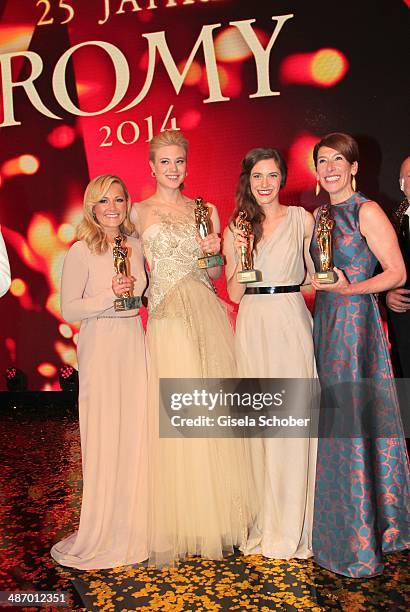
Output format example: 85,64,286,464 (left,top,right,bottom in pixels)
137,9,154,23
5,338,16,362
311,49,348,87
49,251,68,294
2,226,43,272
54,341,77,368
59,323,73,339
38,362,57,378
215,26,269,63
199,65,242,98
9,277,33,310
41,381,60,390
47,293,62,321
285,133,319,193
139,50,160,71
65,205,84,228
47,125,76,149
57,223,76,243
177,59,202,86
76,81,99,97
27,215,57,258
280,48,348,87
10,278,27,297
2,155,40,177
218,65,242,97
19,155,40,174
179,110,202,131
